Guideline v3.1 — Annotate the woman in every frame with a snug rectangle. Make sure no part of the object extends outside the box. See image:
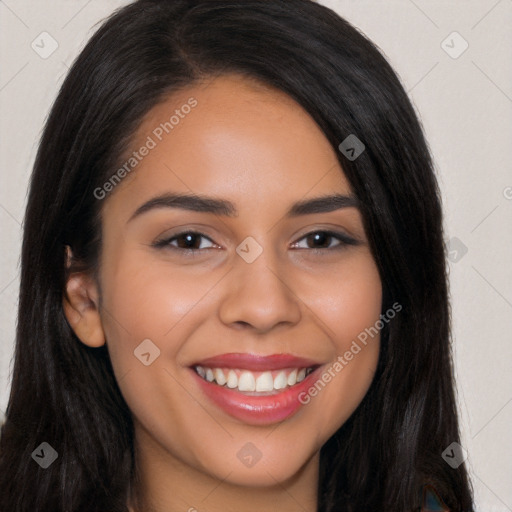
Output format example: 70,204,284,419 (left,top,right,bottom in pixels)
0,0,474,510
